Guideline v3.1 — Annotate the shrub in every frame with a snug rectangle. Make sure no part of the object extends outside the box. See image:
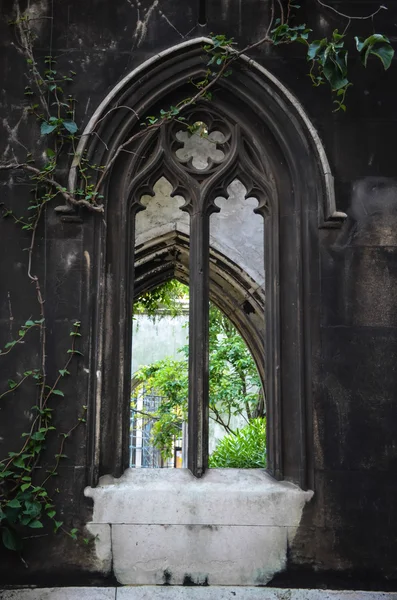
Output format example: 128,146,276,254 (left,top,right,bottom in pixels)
209,417,267,468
